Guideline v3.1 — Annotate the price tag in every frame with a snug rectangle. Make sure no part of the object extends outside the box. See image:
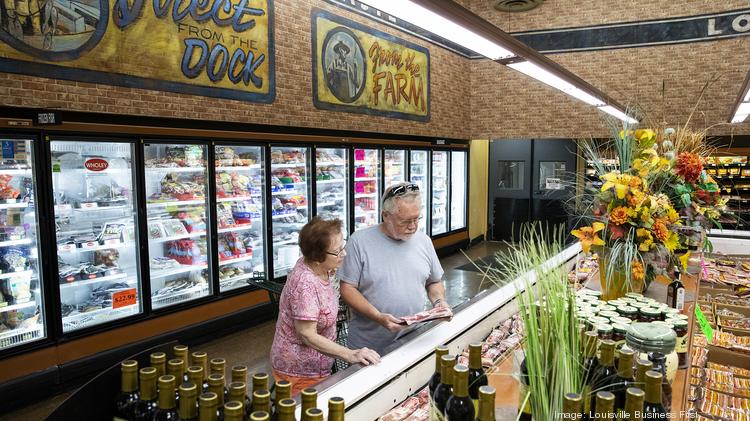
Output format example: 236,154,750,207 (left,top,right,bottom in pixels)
695,305,714,344
112,288,137,309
